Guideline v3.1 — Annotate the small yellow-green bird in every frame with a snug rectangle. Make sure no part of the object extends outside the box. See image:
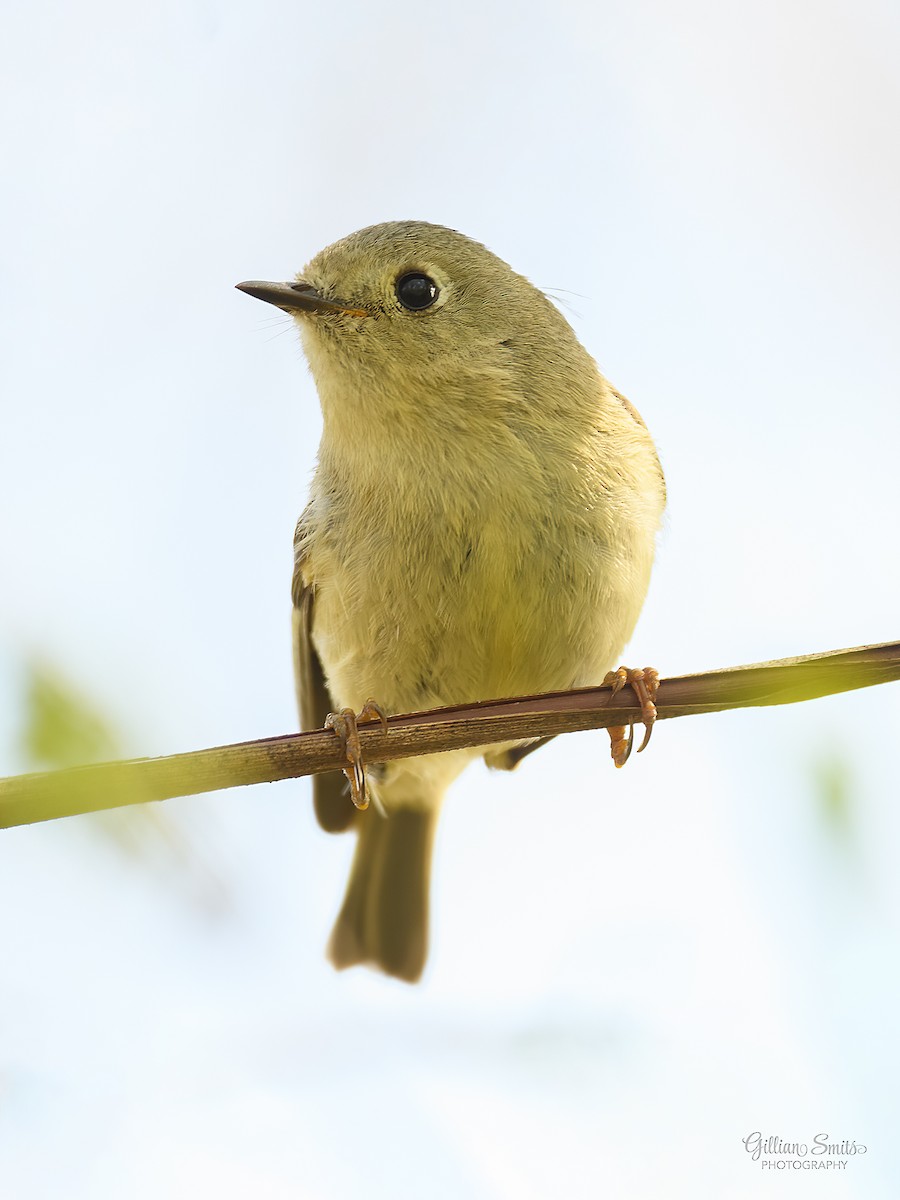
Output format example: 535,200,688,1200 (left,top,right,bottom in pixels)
237,221,665,982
